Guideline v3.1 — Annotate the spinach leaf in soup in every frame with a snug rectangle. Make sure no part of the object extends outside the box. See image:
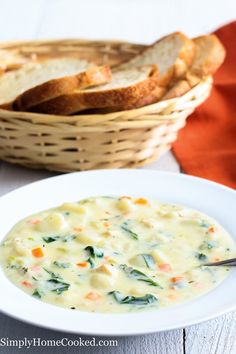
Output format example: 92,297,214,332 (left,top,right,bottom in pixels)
46,279,70,294
85,246,104,258
196,253,208,262
120,222,139,240
42,233,76,244
199,241,215,250
85,246,104,268
109,291,157,306
53,261,71,269
43,268,62,280
120,264,162,288
43,236,60,243
141,254,155,269
62,235,76,242
32,289,42,299
87,257,95,269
